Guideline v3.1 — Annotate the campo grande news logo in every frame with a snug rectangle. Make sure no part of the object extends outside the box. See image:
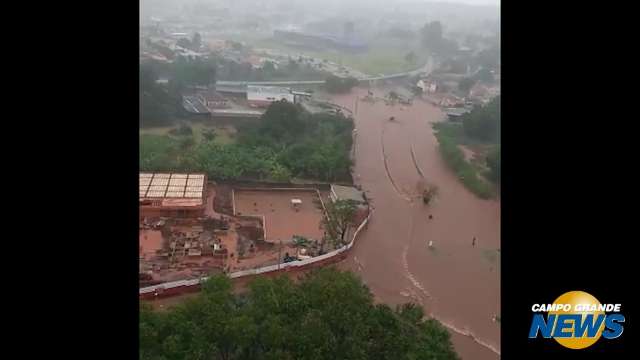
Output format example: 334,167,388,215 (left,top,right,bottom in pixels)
528,291,625,349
